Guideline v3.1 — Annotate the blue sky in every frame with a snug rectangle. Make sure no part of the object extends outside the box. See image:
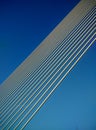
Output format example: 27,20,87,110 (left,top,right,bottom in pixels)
0,0,96,130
